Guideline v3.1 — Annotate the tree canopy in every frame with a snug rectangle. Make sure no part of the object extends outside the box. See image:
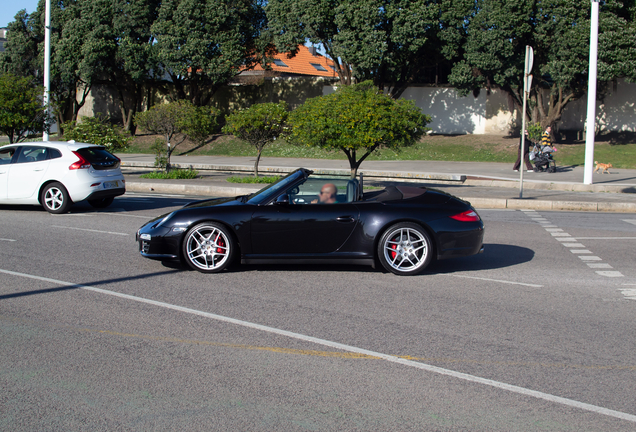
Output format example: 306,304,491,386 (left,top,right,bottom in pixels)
151,0,272,106
0,73,51,143
287,82,430,178
447,0,636,128
265,0,441,97
222,101,289,176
